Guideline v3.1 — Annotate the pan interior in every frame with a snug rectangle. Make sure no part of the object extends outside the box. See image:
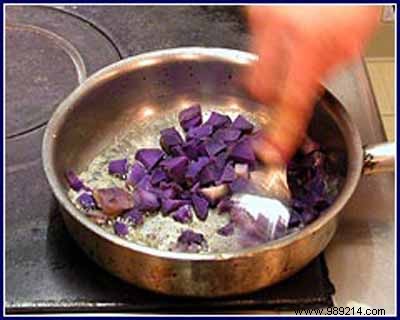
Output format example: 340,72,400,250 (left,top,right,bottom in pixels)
53,56,349,254
68,97,271,253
